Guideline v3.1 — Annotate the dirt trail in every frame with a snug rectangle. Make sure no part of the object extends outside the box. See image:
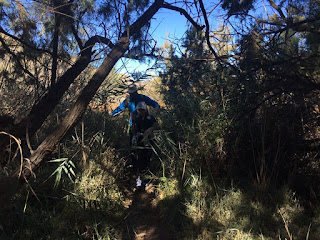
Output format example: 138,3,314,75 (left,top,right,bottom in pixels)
122,184,175,240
